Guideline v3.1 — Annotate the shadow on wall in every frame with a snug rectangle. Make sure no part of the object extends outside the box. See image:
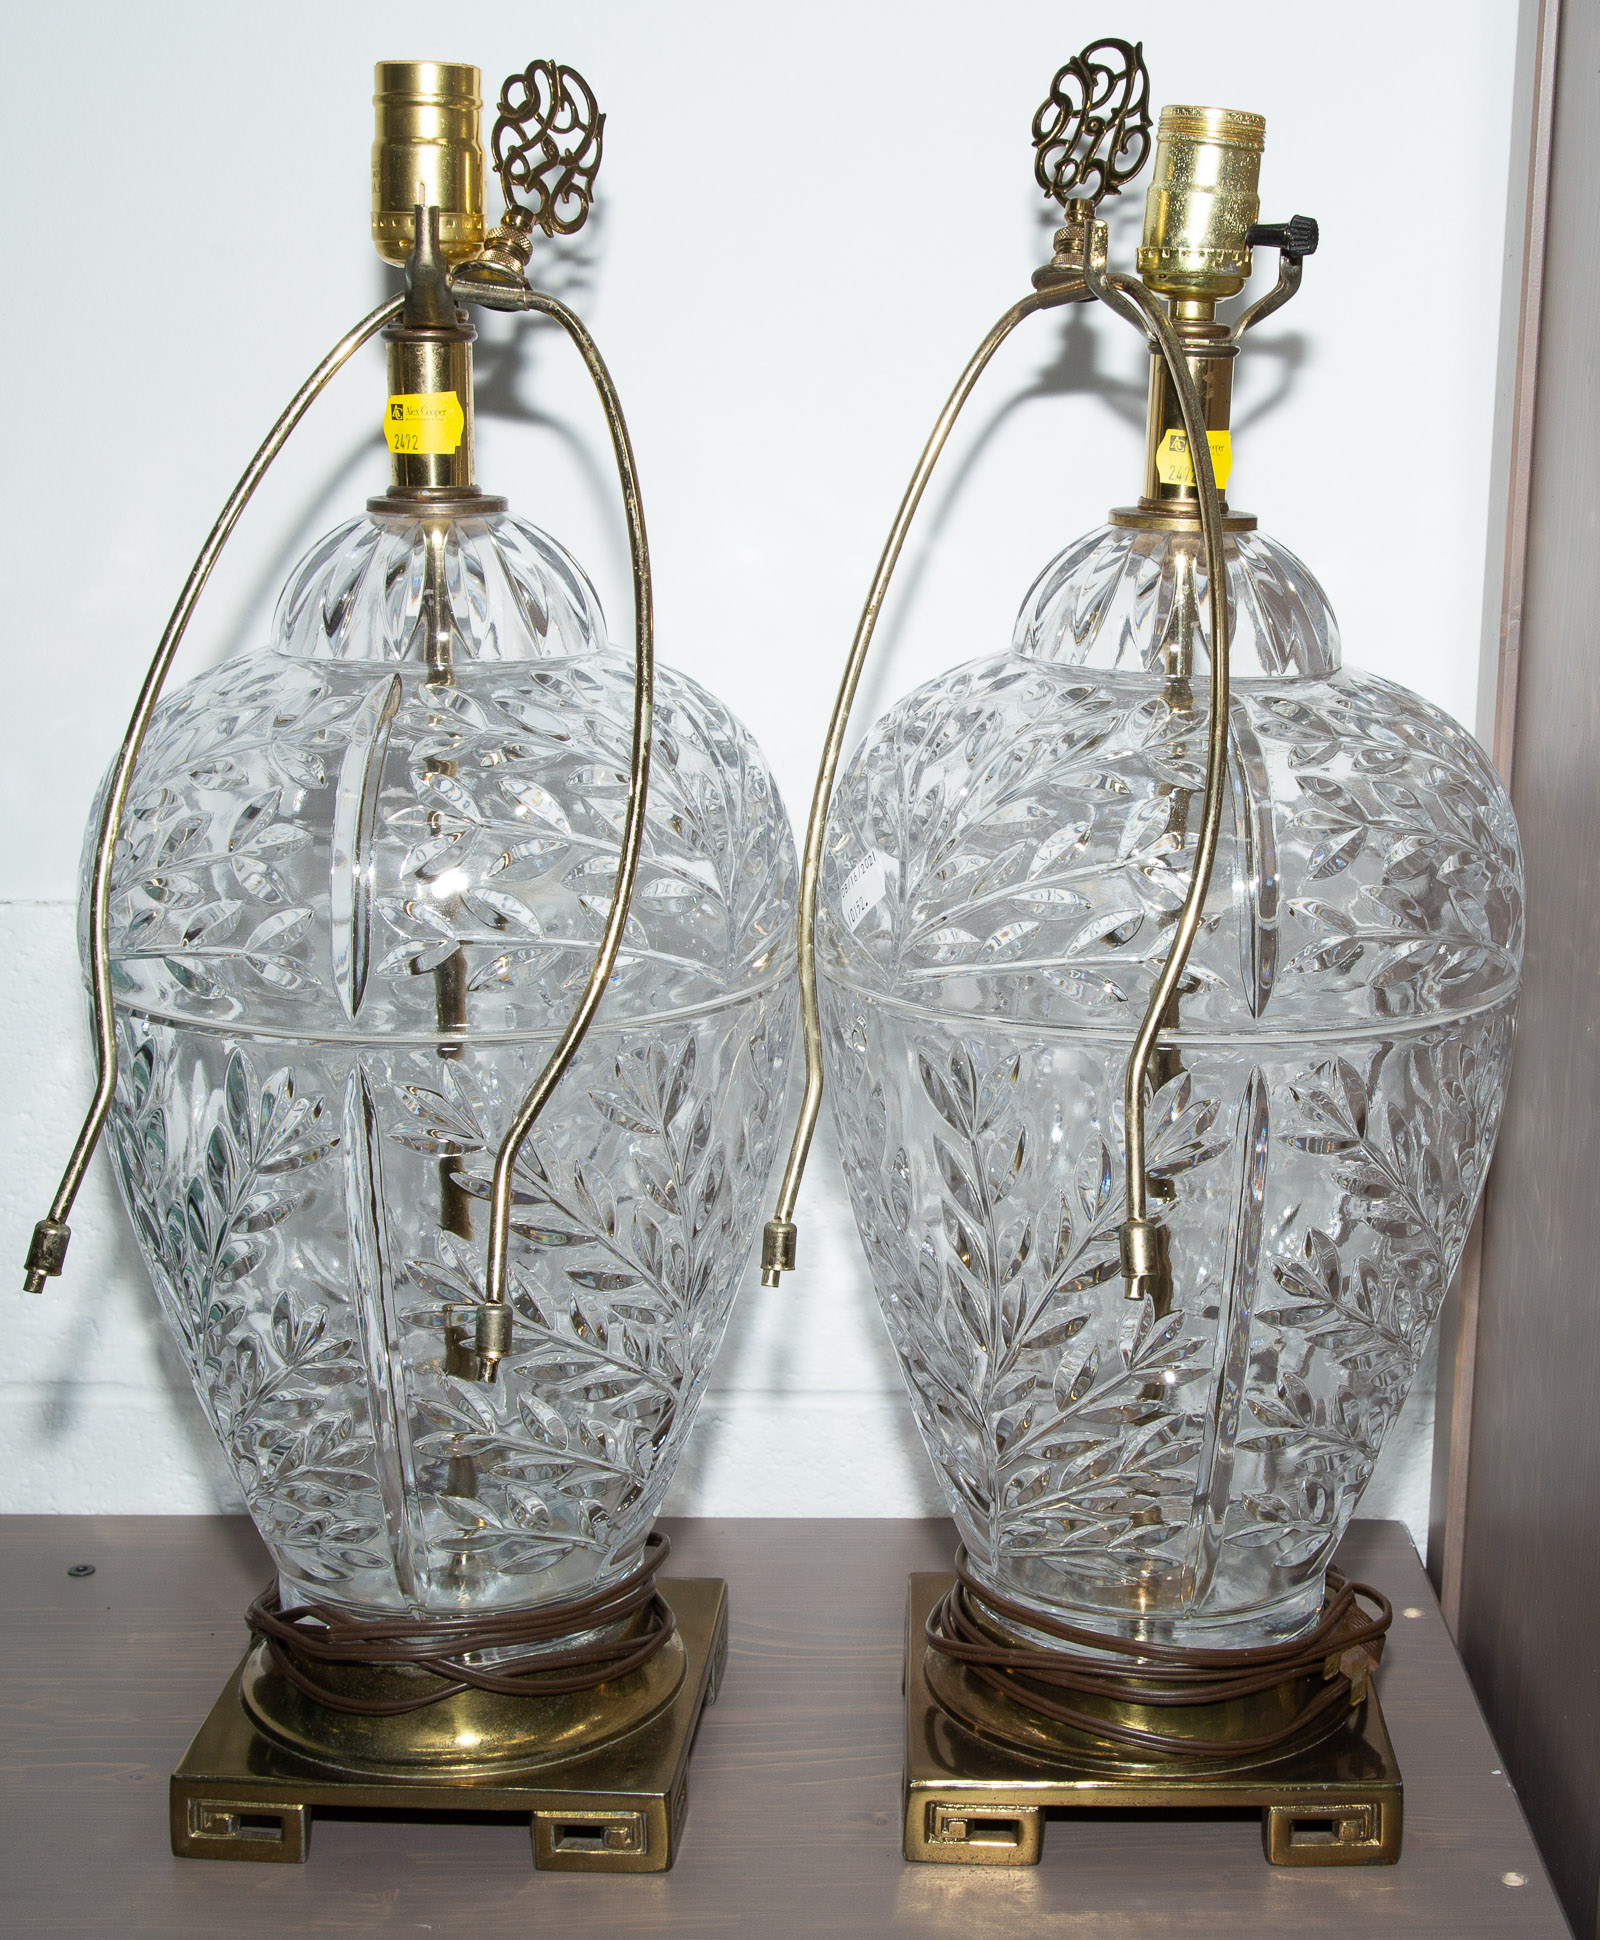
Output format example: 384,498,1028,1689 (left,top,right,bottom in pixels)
471,200,631,591
665,1110,941,1518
